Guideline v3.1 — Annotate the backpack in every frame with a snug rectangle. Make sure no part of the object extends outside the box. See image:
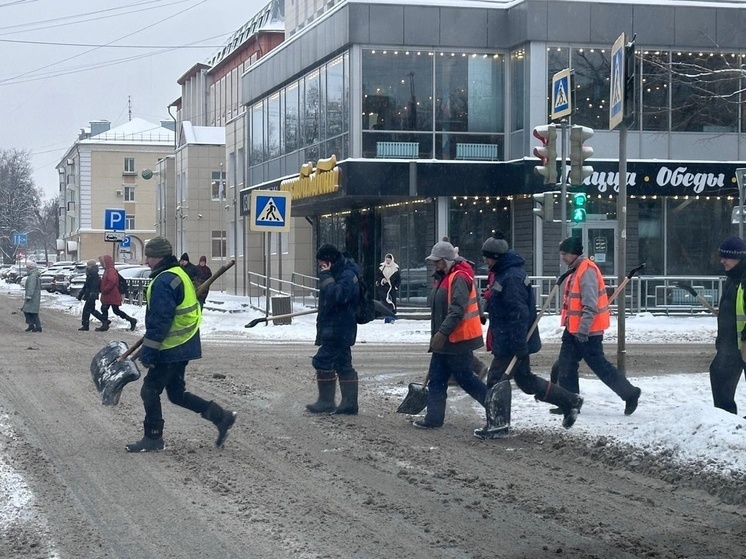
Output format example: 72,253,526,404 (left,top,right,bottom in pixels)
117,272,129,296
355,273,376,325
